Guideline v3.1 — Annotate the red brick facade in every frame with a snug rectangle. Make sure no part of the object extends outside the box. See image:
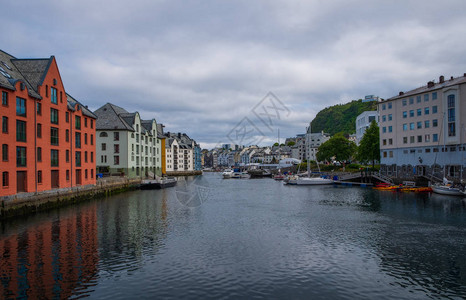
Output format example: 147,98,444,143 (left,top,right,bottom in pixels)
0,53,96,196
